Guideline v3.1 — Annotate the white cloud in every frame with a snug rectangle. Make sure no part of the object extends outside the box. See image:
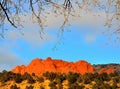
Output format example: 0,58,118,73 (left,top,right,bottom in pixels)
44,10,107,29
84,35,96,43
0,45,22,71
5,25,55,47
13,8,108,31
